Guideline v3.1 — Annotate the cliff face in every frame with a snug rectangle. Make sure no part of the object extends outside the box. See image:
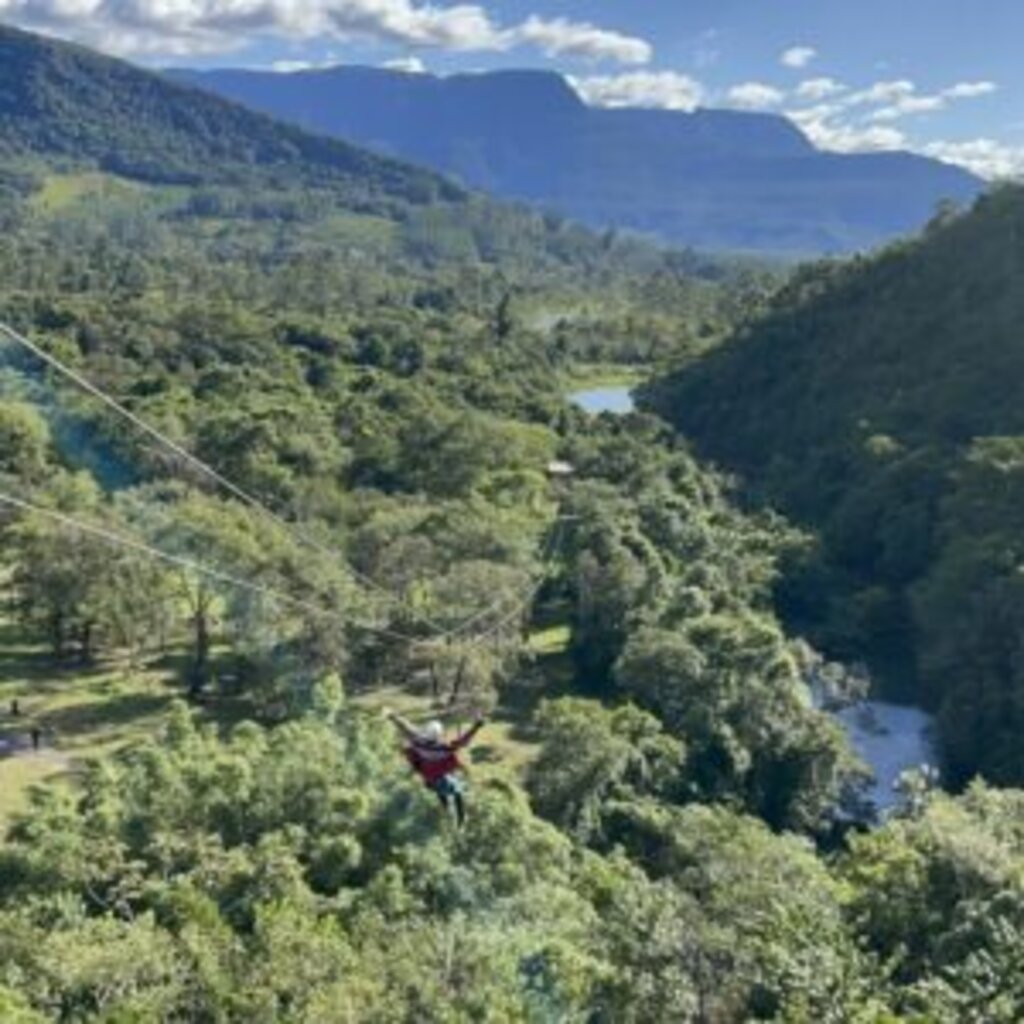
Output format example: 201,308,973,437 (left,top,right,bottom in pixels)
172,64,983,255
